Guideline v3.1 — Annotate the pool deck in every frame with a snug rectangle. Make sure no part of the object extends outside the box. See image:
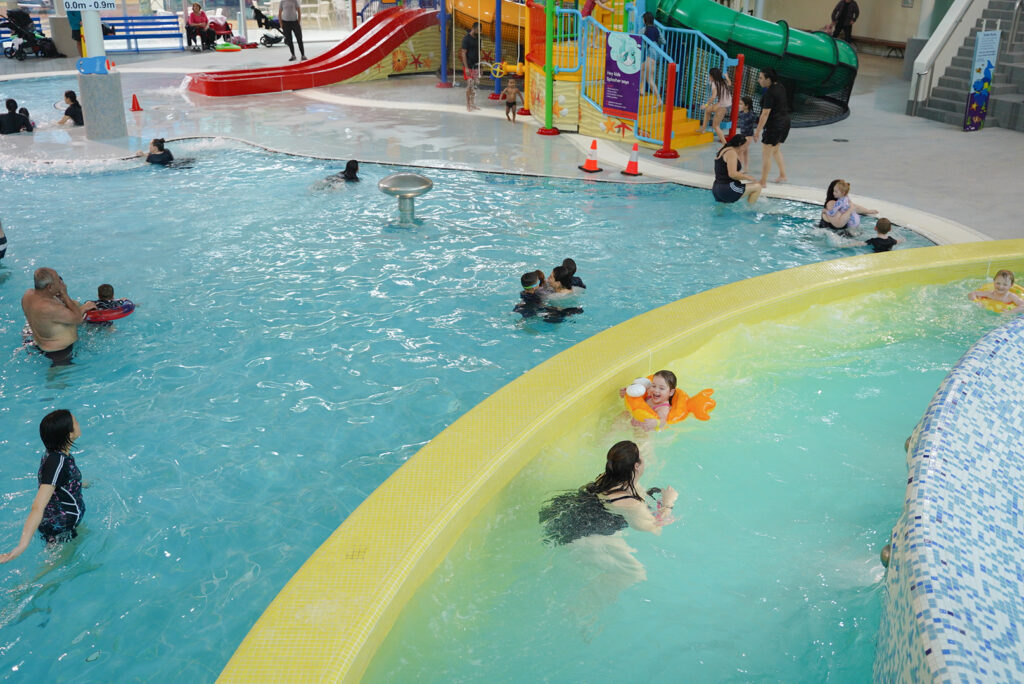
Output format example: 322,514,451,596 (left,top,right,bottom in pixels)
0,34,1020,243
